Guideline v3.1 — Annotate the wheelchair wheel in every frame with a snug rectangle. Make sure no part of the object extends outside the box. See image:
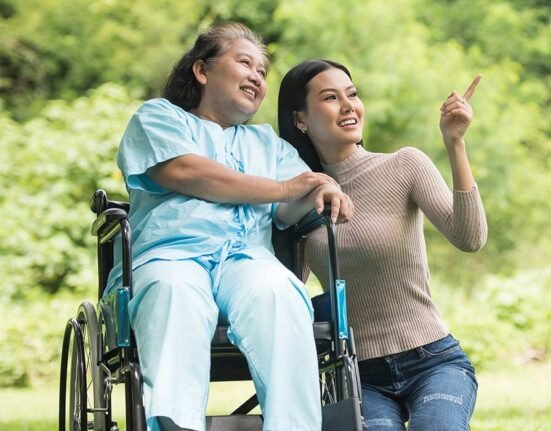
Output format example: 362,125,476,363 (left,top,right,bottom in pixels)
319,358,338,405
319,349,362,405
59,301,108,431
